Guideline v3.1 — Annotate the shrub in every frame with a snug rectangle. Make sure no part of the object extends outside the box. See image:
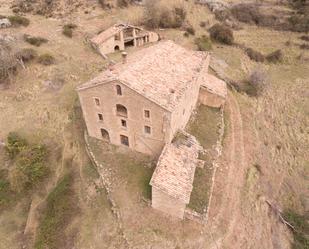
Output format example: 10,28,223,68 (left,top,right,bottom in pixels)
98,0,112,8
231,4,261,24
117,0,133,7
300,43,309,49
38,53,55,65
144,0,186,29
247,68,268,96
300,35,309,42
245,47,265,62
62,23,77,38
7,15,30,27
15,48,37,62
185,25,195,35
24,34,48,47
209,24,234,45
5,132,27,159
214,9,232,22
0,43,18,84
288,15,309,32
266,49,283,63
195,35,212,51
283,210,309,249
200,21,207,28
